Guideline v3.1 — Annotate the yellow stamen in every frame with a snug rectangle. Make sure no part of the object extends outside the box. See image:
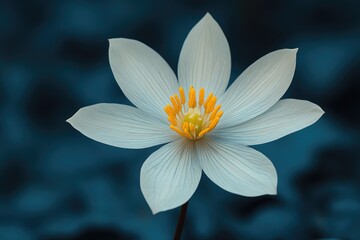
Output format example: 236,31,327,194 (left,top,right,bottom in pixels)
189,123,195,132
164,106,170,116
174,94,181,110
164,105,175,117
179,87,186,104
170,125,186,137
216,110,223,118
186,132,193,139
183,128,193,139
170,96,179,113
165,87,223,140
168,116,177,126
210,105,221,120
199,88,205,105
183,122,189,131
188,87,196,108
198,128,210,138
205,96,217,113
208,117,220,130
204,93,213,109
